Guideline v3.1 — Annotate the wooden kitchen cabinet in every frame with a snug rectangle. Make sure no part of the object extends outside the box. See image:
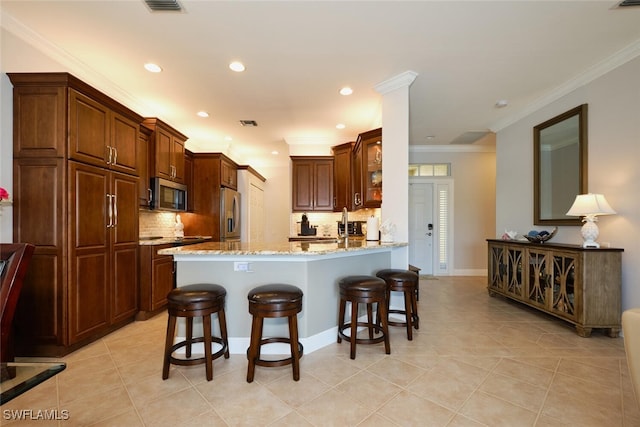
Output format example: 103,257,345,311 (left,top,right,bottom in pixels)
143,118,187,184
69,162,139,342
138,244,176,320
332,142,355,211
353,128,382,209
188,153,239,239
138,124,153,208
69,89,140,176
184,149,194,211
221,156,238,190
9,72,142,356
487,239,623,337
291,156,334,212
